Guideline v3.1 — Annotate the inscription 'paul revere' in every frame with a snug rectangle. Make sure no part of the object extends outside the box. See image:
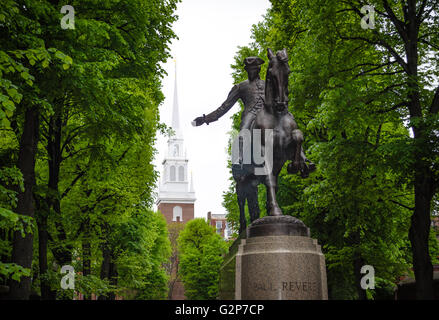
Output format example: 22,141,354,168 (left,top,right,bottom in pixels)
253,281,318,292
